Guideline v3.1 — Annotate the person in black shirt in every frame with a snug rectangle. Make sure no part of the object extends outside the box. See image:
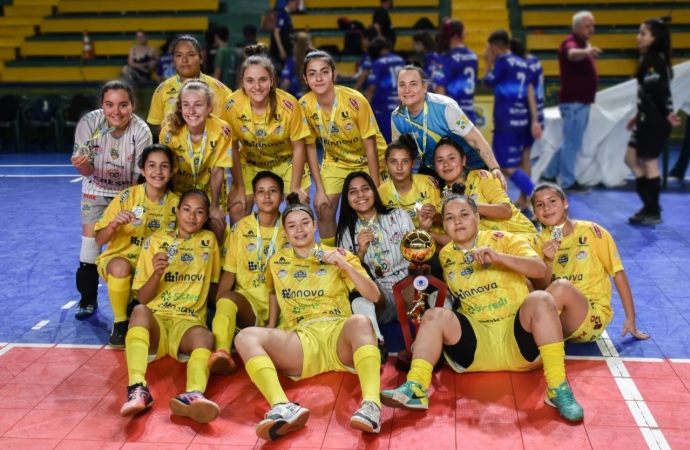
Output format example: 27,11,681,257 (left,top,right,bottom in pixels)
373,0,396,51
623,16,680,224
